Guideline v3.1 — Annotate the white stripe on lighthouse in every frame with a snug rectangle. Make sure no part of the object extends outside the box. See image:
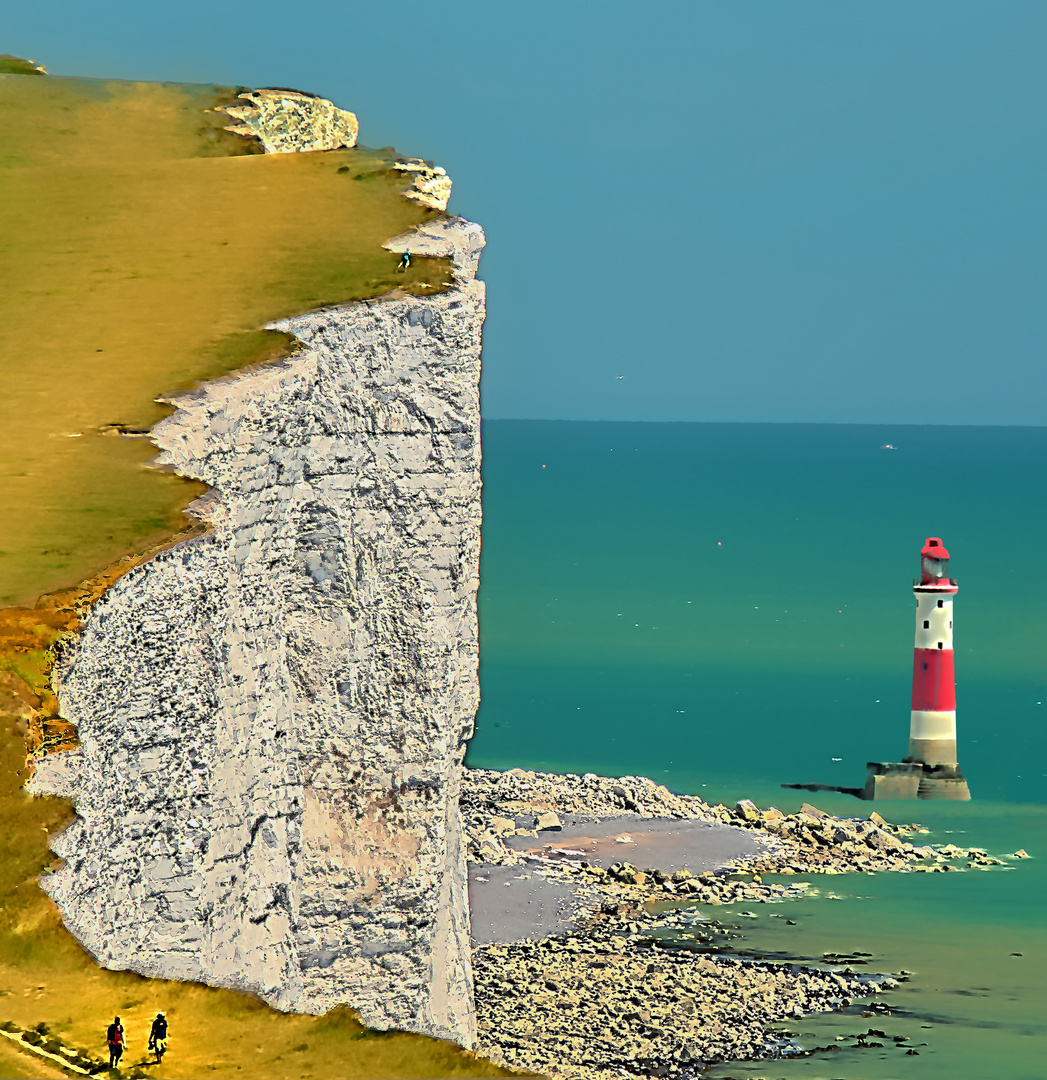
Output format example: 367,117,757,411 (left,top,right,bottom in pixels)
909,710,957,740
914,594,953,650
